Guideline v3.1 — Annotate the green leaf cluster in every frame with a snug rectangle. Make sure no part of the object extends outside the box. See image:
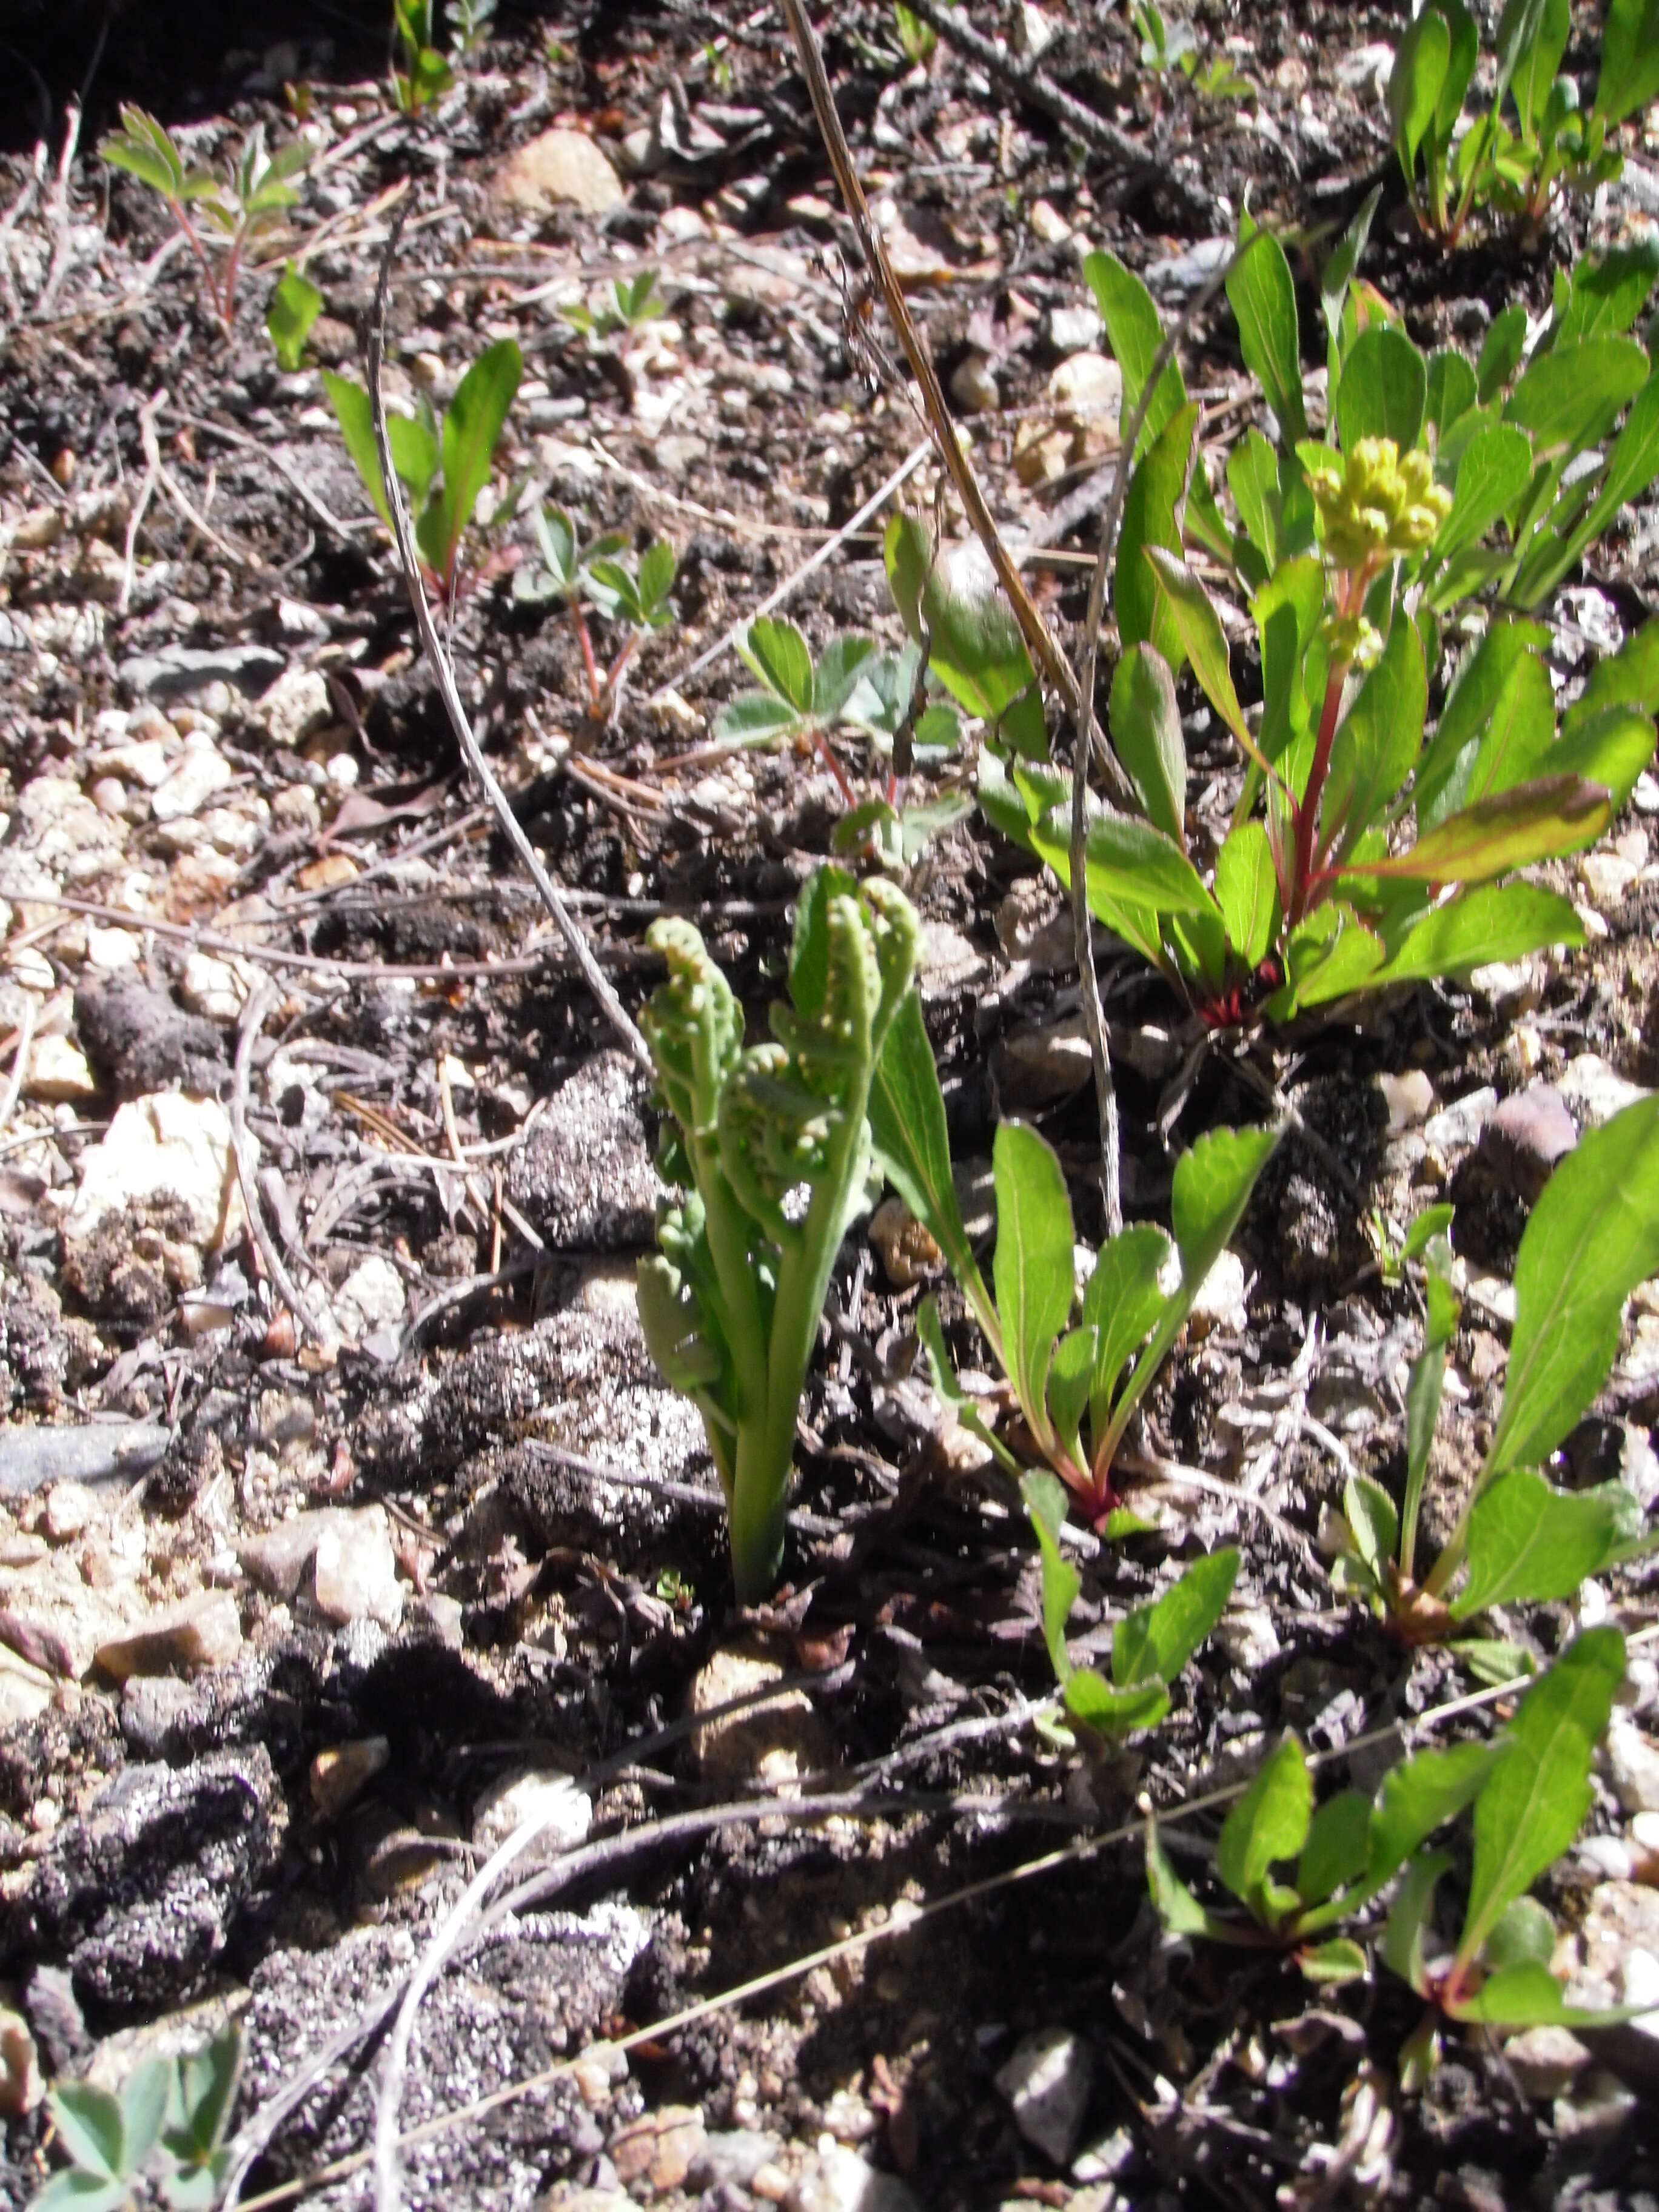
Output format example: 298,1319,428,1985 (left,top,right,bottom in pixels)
1130,0,1253,96
638,867,920,1600
35,2028,242,2212
1332,1096,1659,1658
391,0,455,109
716,610,968,867
560,269,669,347
870,993,1276,1517
99,106,308,336
1149,1630,1635,2051
1025,1469,1238,1738
1149,1726,1495,1980
1390,0,1649,244
974,227,1659,1024
324,339,523,596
